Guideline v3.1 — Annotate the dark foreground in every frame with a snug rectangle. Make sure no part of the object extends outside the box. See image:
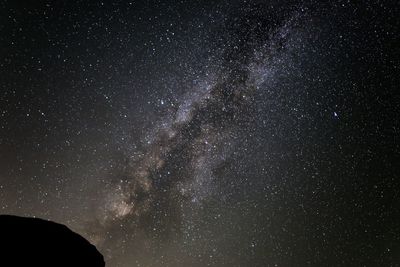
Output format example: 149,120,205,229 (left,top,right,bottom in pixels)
0,215,104,267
